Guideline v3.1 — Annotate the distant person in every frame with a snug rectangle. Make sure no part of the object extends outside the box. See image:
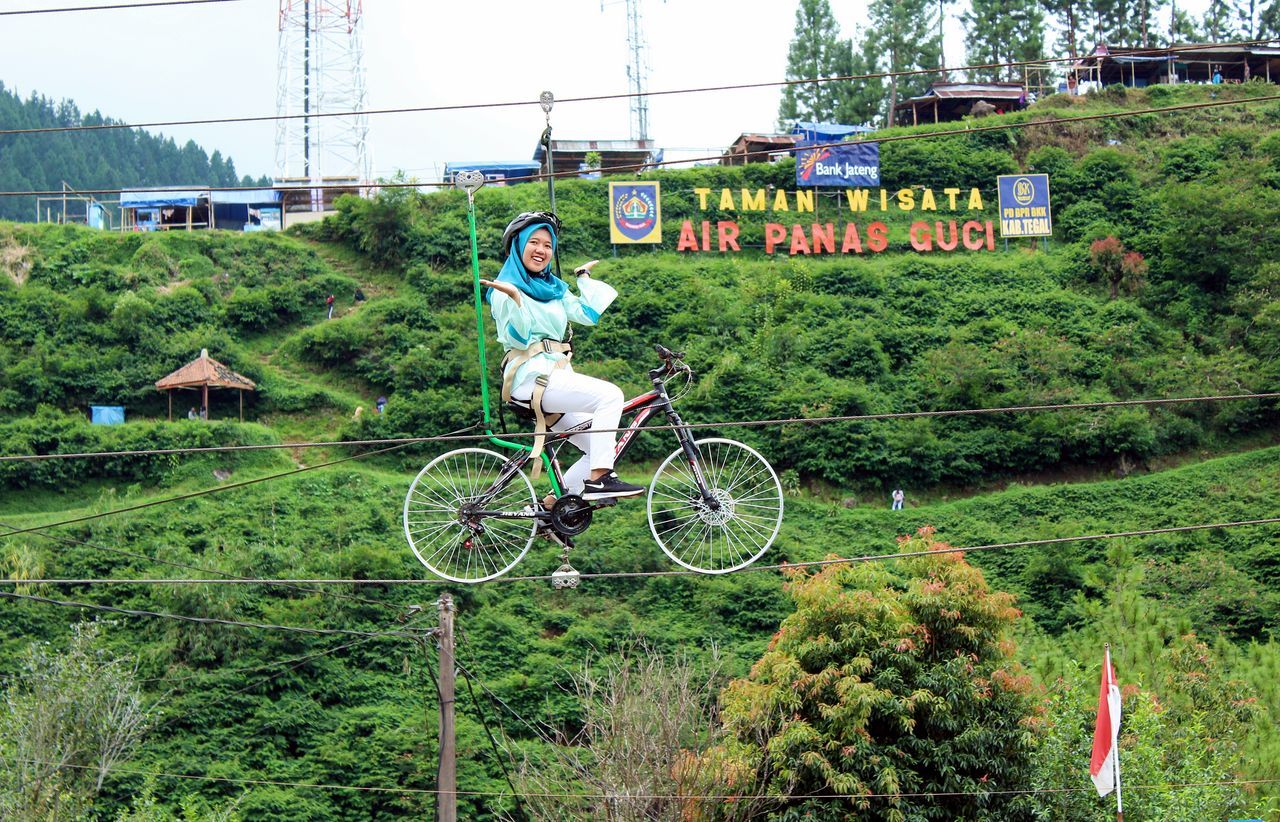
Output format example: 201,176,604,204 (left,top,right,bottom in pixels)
325,294,335,319
1212,67,1223,85
375,395,387,414
1067,74,1078,95
187,406,198,420
1018,88,1027,109
353,405,364,421
354,287,367,302
891,488,905,511
199,405,208,421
